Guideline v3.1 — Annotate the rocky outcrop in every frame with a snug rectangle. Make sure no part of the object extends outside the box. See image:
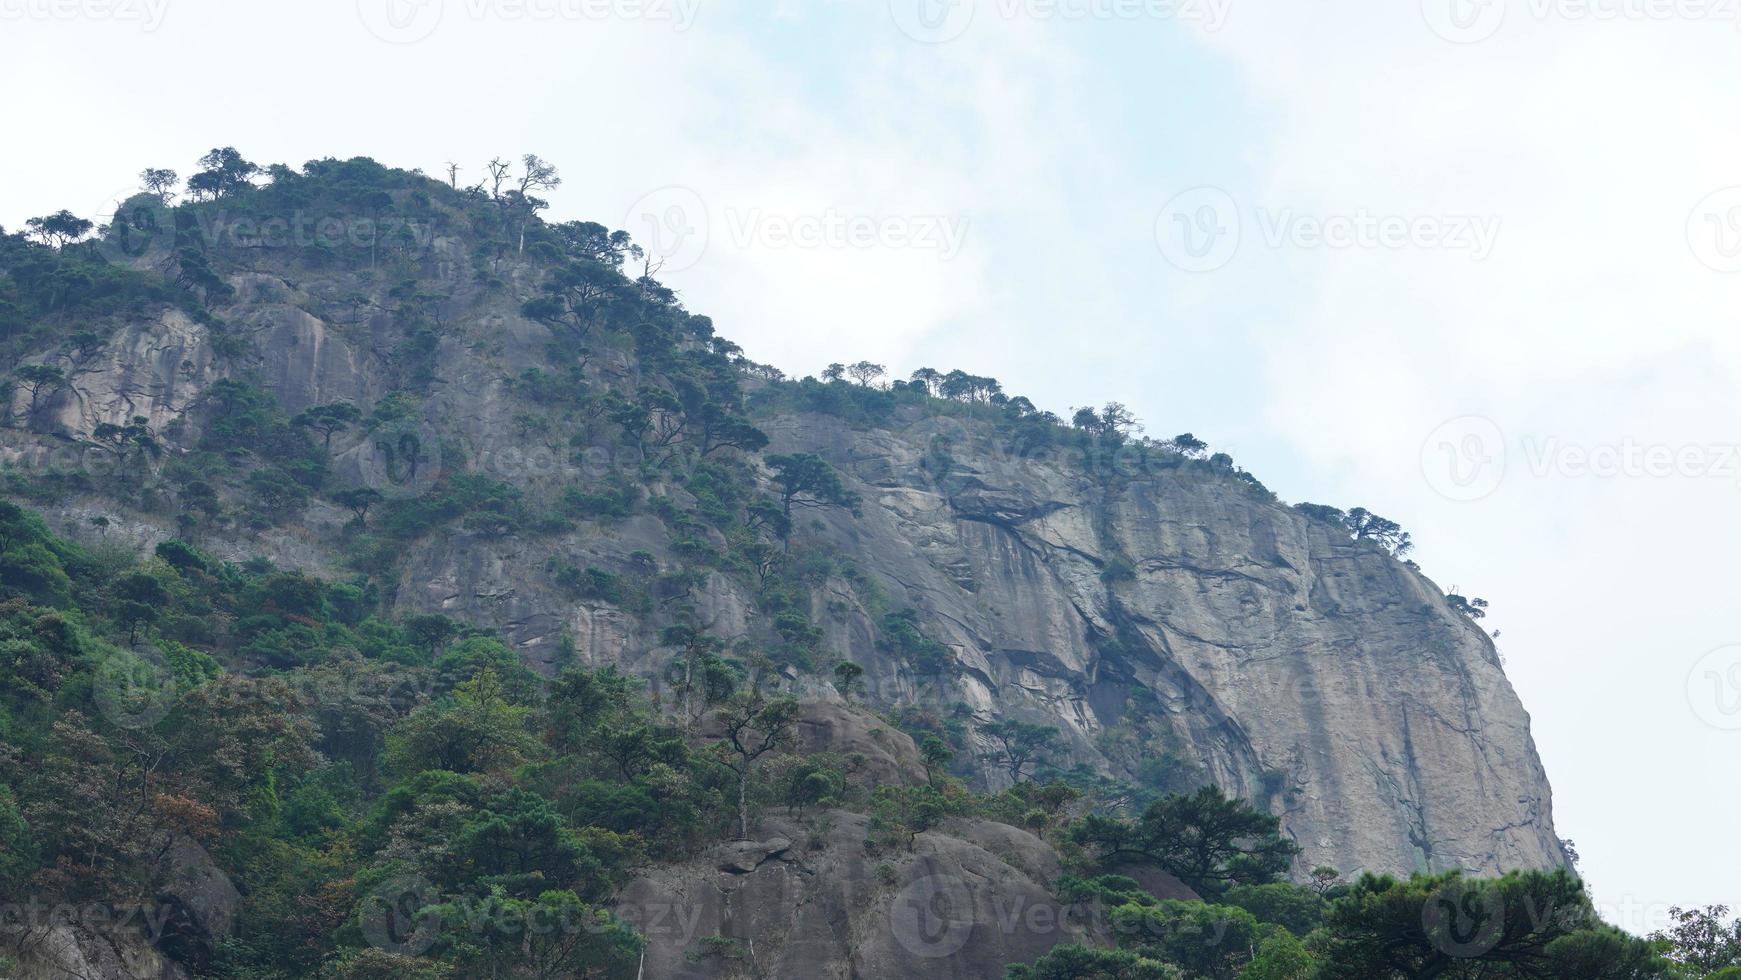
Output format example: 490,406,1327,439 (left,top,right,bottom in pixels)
619,810,1091,979
1,839,234,980
1,243,1568,891
763,415,1567,879
3,926,189,980
153,836,241,972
